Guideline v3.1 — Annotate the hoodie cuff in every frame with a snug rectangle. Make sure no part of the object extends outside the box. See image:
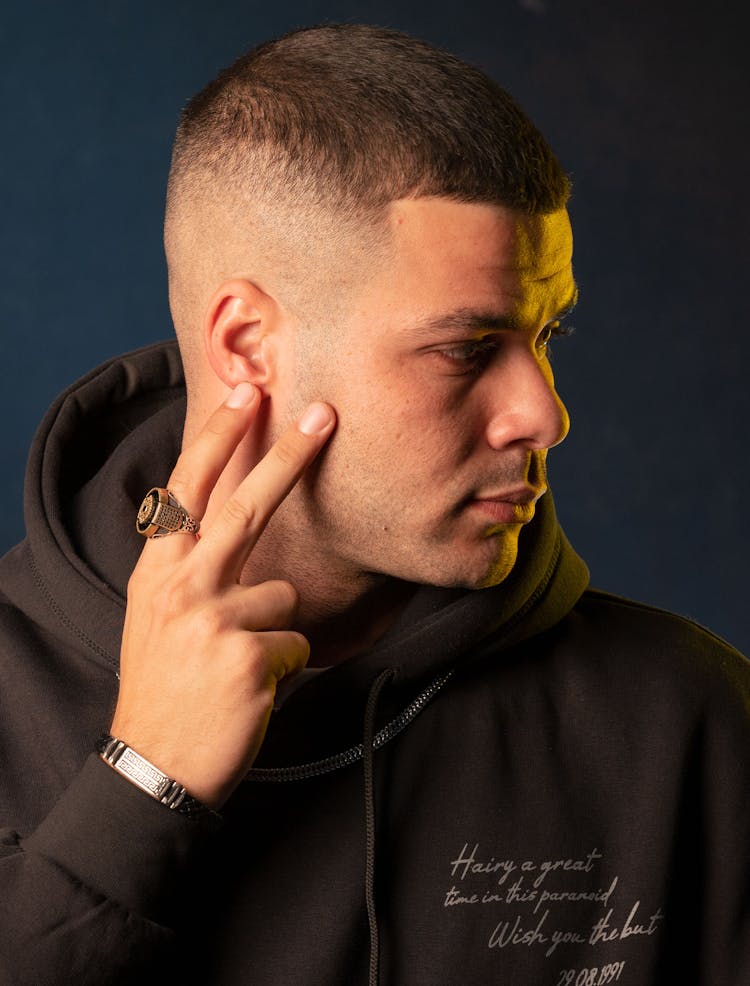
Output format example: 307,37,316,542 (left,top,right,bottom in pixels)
23,754,222,922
